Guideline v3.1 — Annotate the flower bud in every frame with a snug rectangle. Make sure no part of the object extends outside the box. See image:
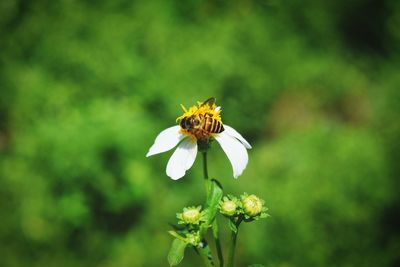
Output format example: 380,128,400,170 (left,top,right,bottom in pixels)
183,209,200,223
186,232,201,246
220,200,237,216
242,194,263,217
177,206,203,225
